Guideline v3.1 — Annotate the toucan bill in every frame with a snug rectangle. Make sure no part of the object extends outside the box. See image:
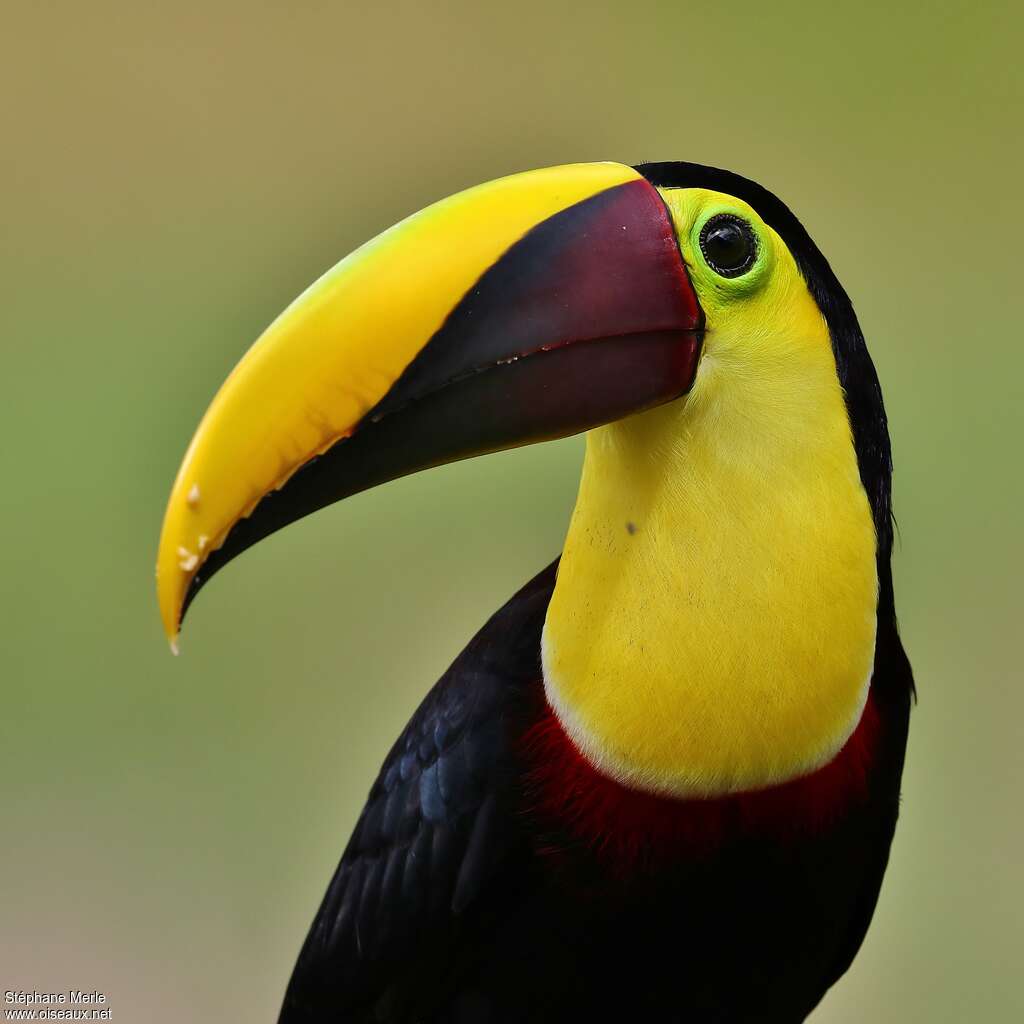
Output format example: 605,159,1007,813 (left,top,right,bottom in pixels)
156,162,703,648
